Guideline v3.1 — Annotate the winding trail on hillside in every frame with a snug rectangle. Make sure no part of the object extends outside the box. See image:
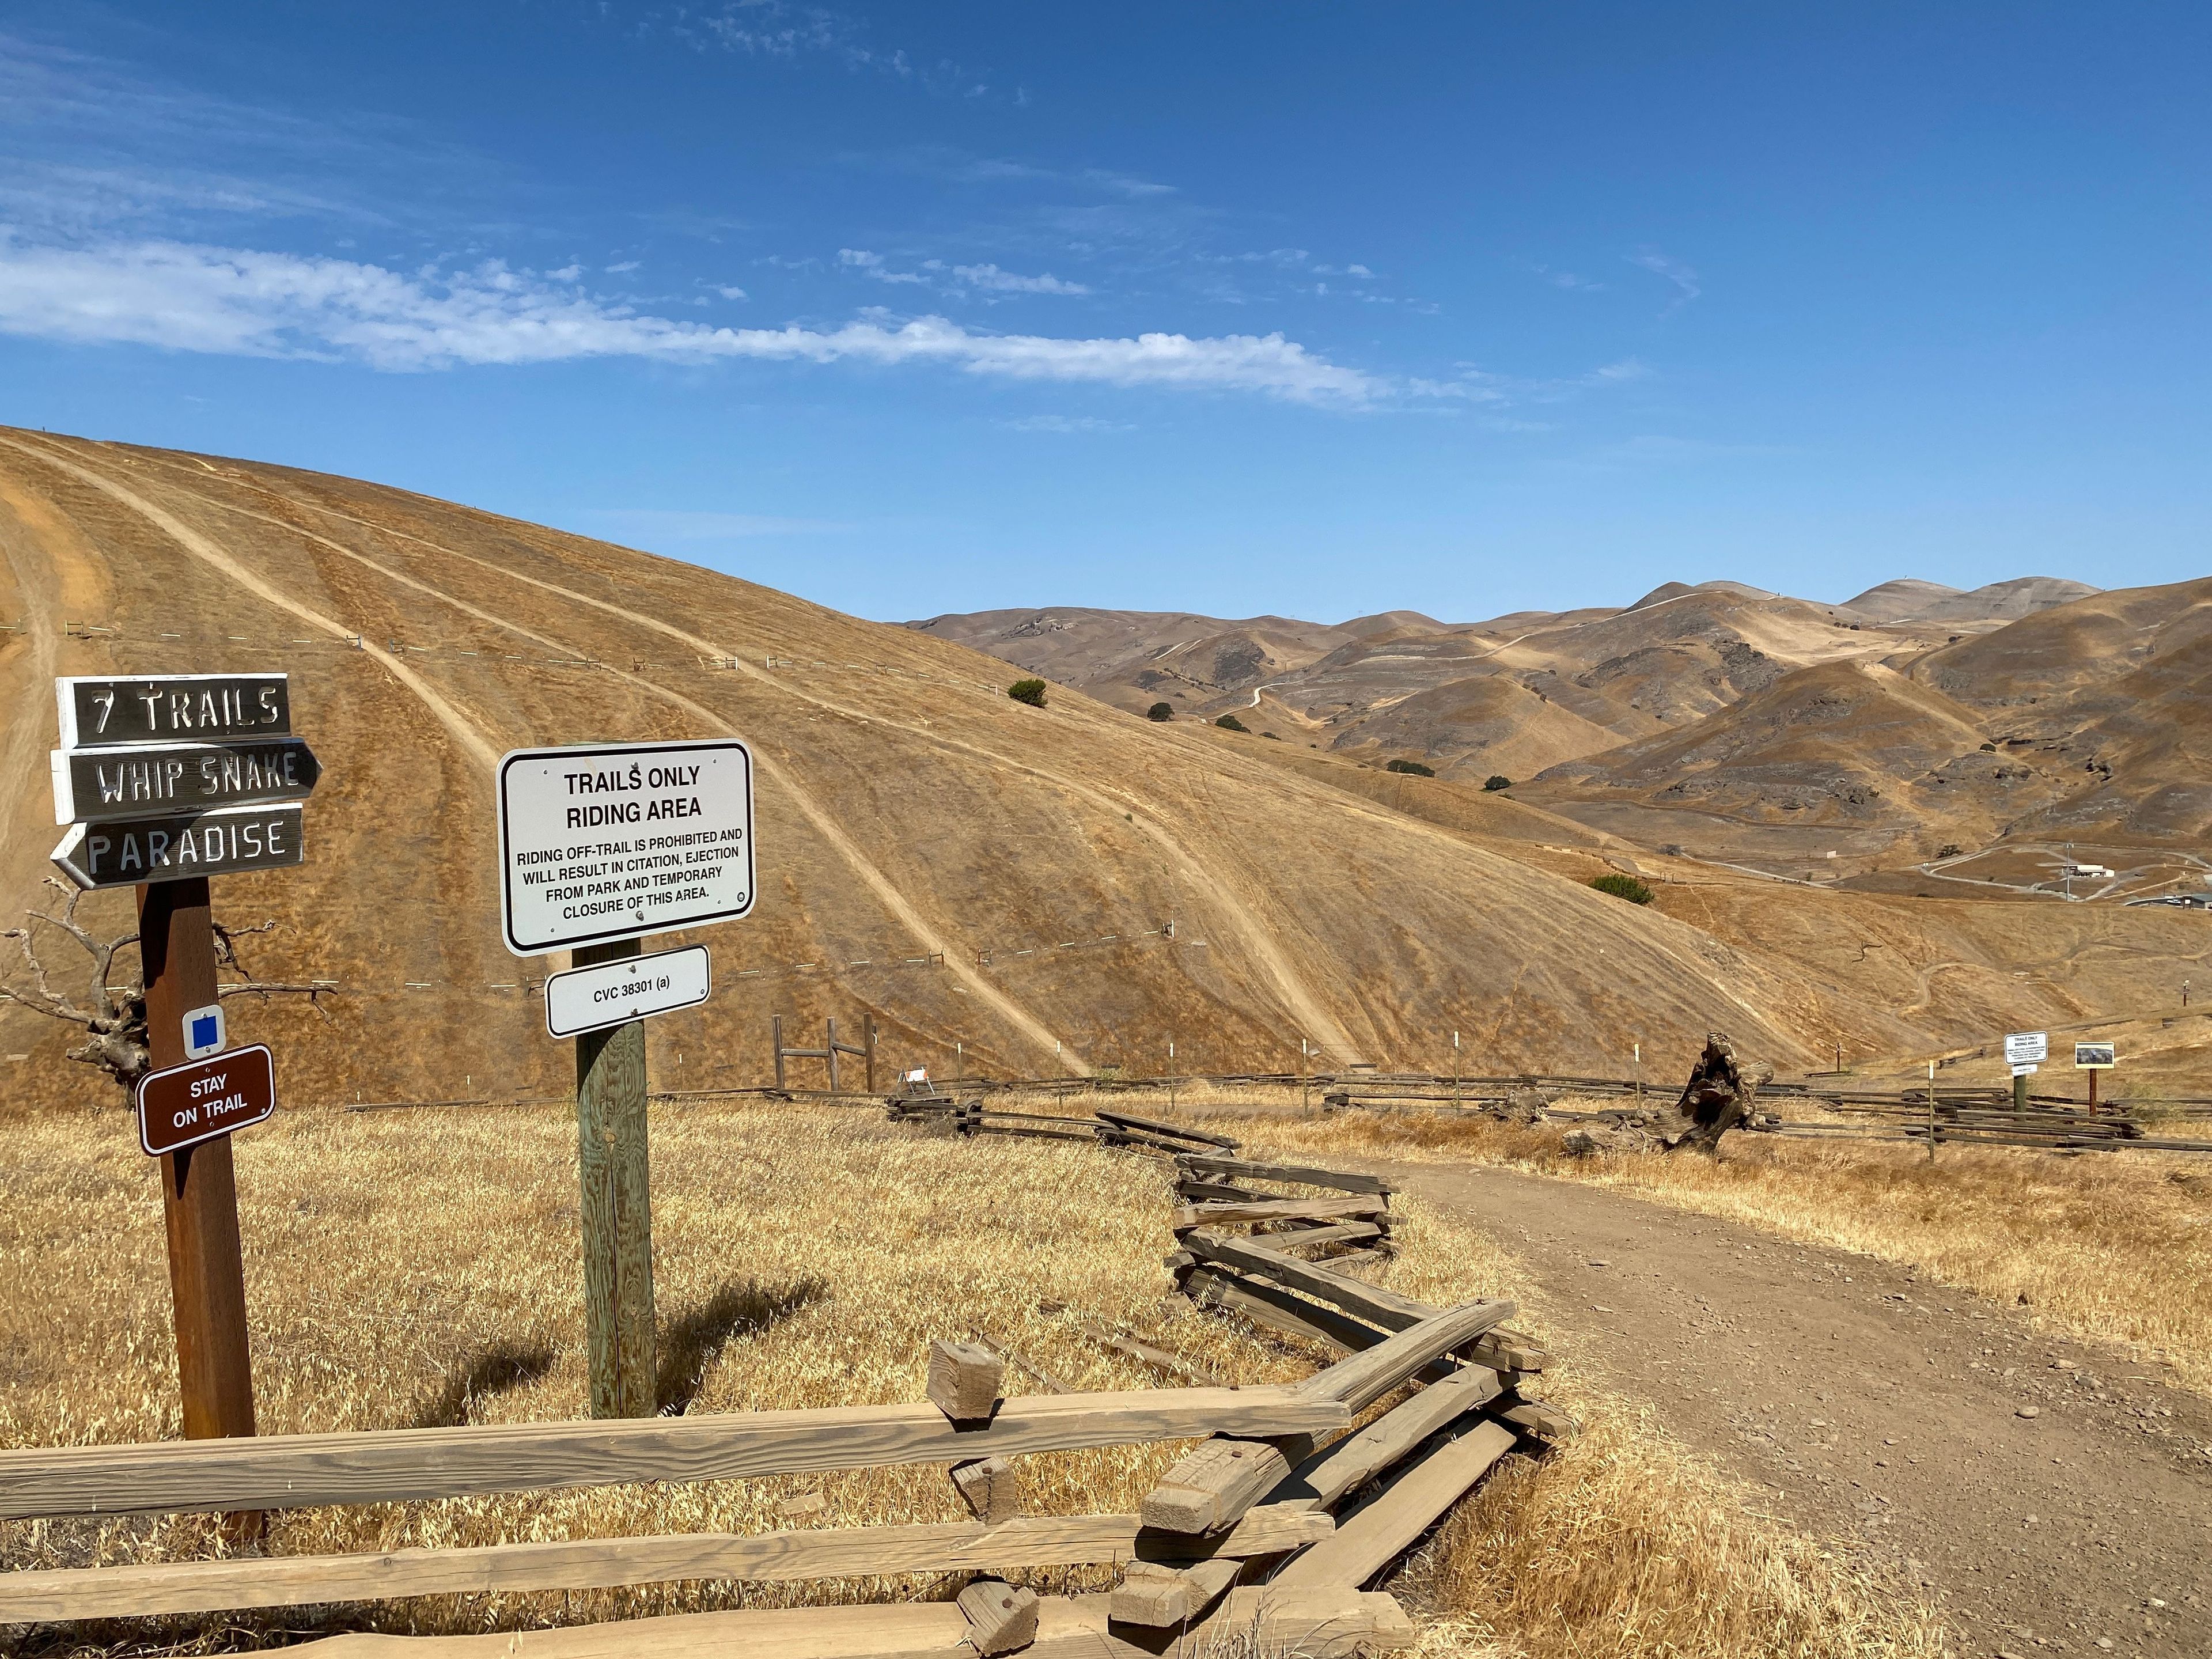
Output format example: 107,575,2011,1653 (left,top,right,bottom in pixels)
2,435,1081,1071
90,444,1358,1062
1360,1158,2212,1658
0,436,502,772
